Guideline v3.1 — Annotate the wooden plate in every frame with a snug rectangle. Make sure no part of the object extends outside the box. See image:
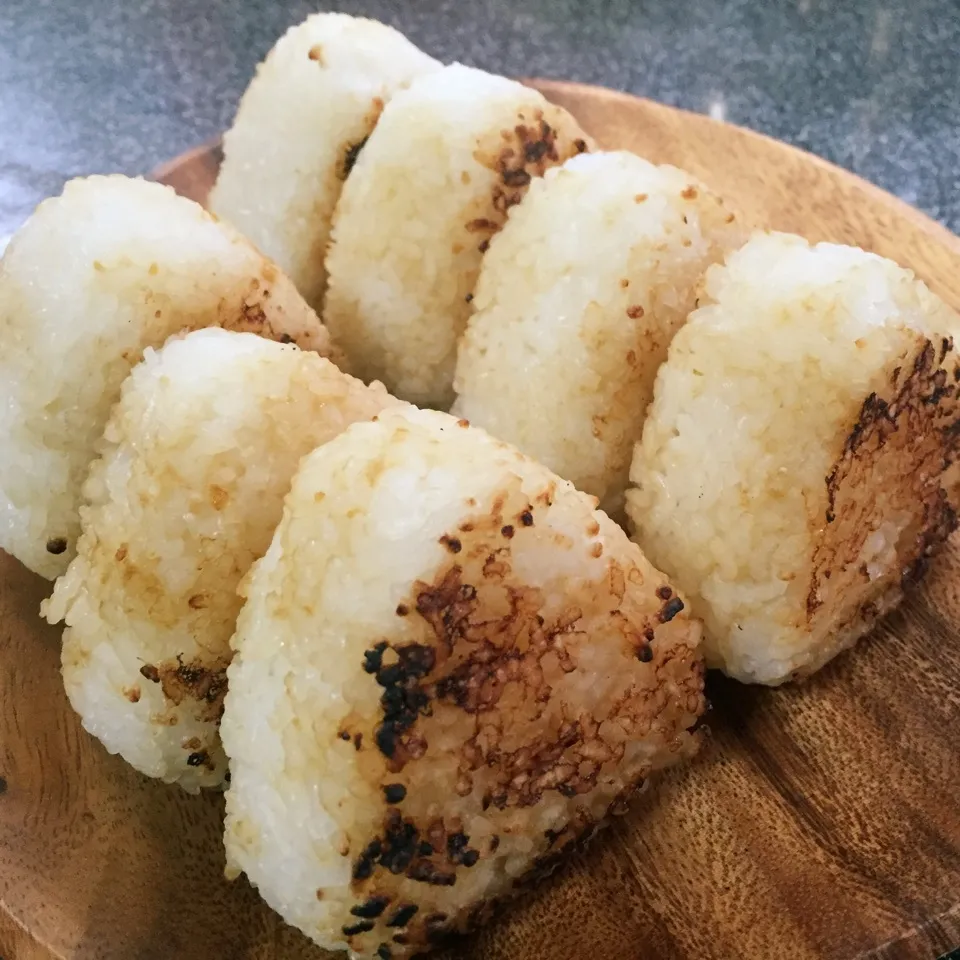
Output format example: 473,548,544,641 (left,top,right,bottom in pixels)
3,80,959,960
